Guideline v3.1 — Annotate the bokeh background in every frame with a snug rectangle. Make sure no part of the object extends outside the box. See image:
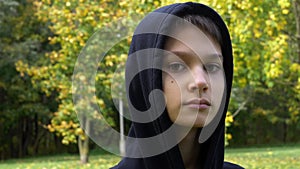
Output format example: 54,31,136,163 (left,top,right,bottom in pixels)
0,0,299,168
